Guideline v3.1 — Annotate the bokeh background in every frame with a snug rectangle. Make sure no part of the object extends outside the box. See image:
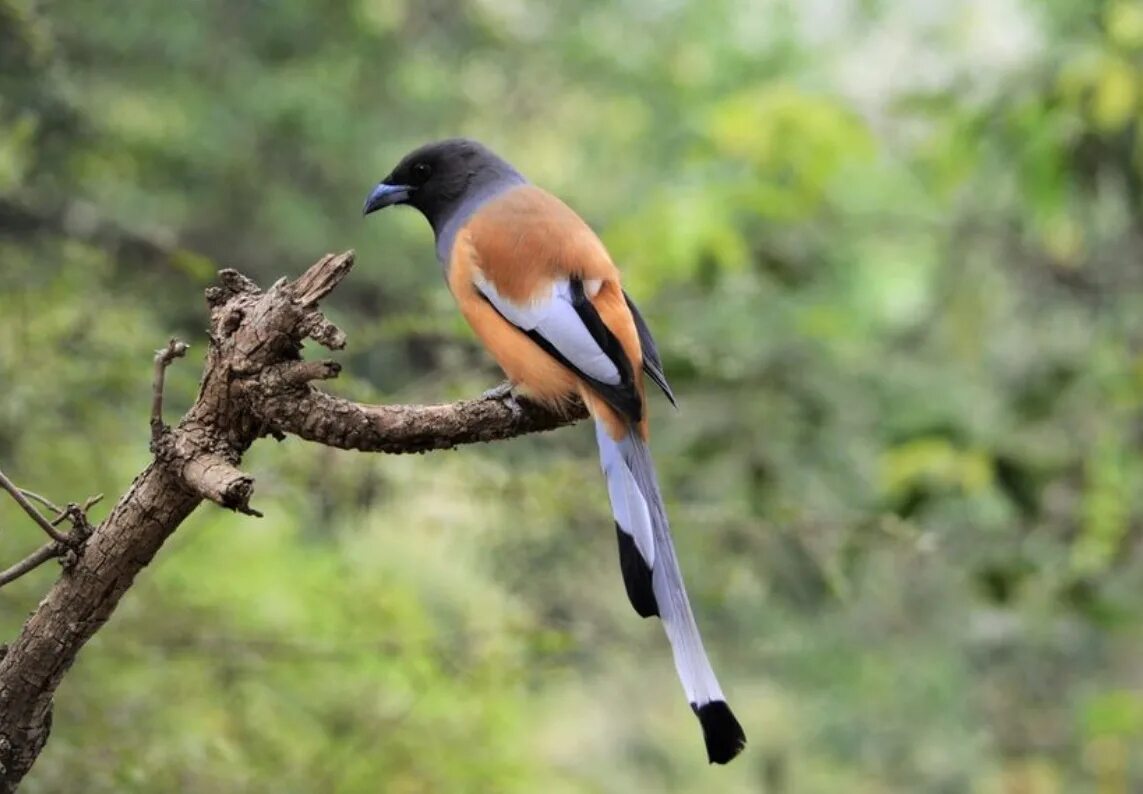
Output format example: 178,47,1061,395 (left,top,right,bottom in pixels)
3,0,1143,791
